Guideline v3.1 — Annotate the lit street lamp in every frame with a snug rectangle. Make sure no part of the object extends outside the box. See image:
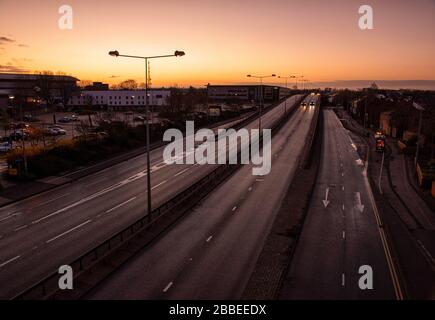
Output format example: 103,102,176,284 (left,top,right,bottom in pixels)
246,74,276,131
278,75,296,114
109,49,185,220
413,102,425,167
